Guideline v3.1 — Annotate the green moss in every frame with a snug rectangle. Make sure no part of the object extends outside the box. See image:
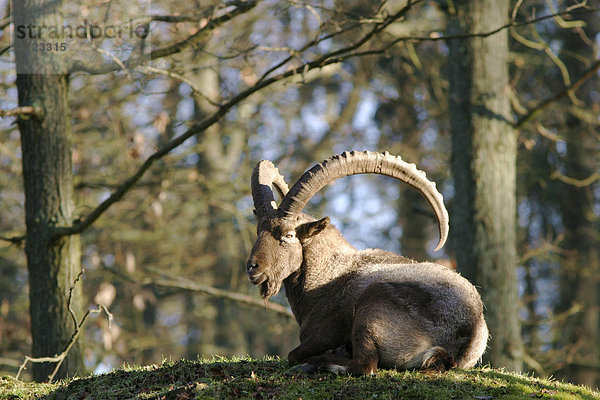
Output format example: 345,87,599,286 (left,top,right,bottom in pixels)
0,376,56,399
1,357,598,400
